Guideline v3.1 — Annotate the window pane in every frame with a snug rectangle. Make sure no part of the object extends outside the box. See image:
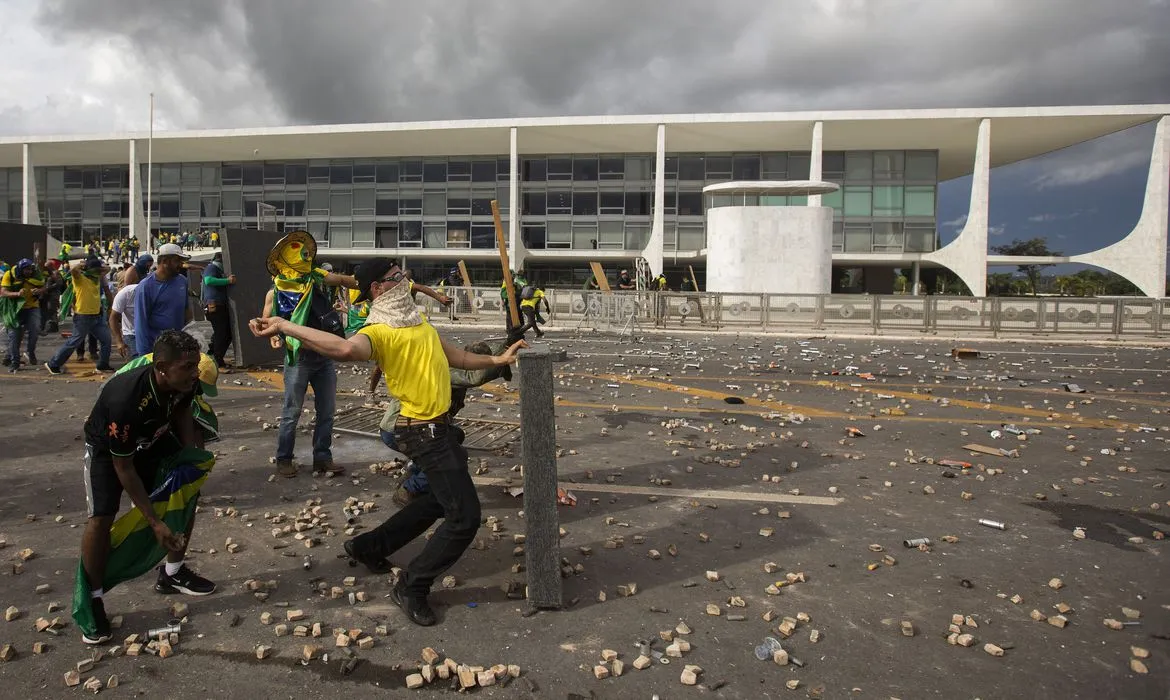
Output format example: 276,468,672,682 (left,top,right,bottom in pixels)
221,166,242,185
599,191,624,214
762,153,787,179
447,197,471,215
201,166,219,187
905,225,936,252
242,165,262,187
572,221,596,249
572,191,597,216
625,191,651,216
376,197,398,216
522,159,546,182
732,156,760,180
159,199,179,218
821,187,843,213
330,165,352,185
472,197,493,215
447,222,470,247
704,156,731,177
399,220,422,246
573,157,598,181
222,190,243,214
788,153,811,179
103,167,127,189
874,151,904,179
375,163,399,183
873,221,904,250
845,152,872,181
822,152,845,178
285,164,307,185
843,186,872,216
160,165,180,188
844,225,871,252
180,191,200,213
625,157,651,180
472,160,496,182
307,190,328,212
423,192,445,216
399,197,421,215
201,195,220,217
471,224,495,248
264,163,286,183
904,186,936,216
83,197,101,219
760,195,788,206
522,192,546,215
873,185,903,215
547,158,572,178
678,157,705,181
423,223,445,248
330,192,352,216
102,197,122,217
447,160,471,180
308,165,331,182
353,164,376,182
547,191,571,214
423,162,446,183
401,161,423,181
599,158,624,179
677,191,703,216
522,225,545,249
353,189,376,211
906,152,937,181
284,197,305,217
